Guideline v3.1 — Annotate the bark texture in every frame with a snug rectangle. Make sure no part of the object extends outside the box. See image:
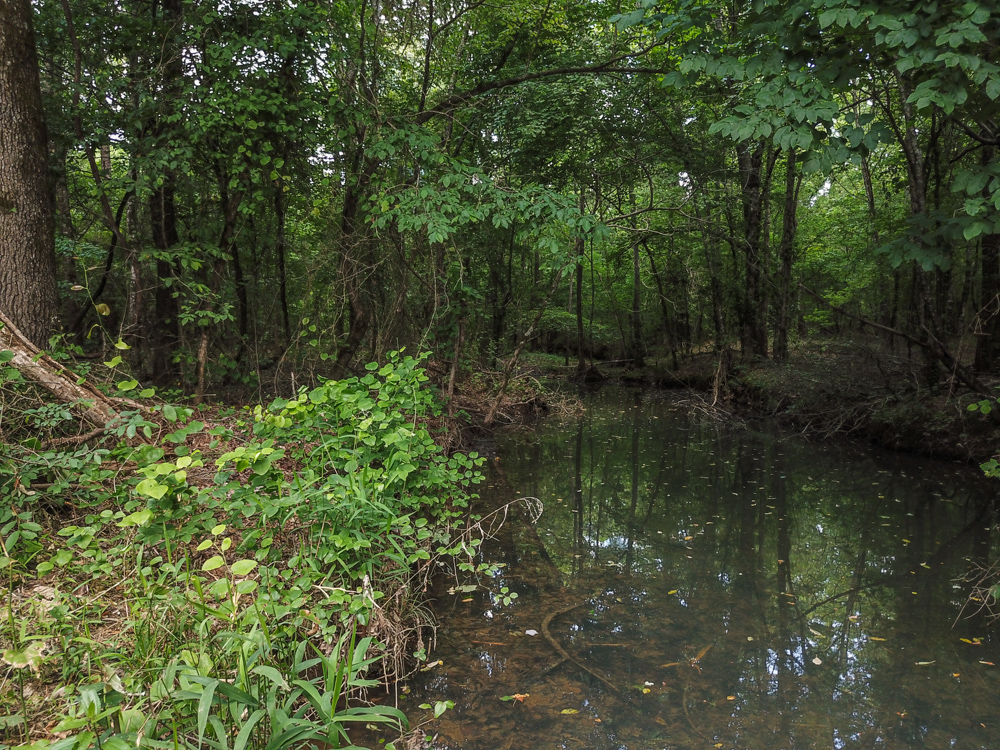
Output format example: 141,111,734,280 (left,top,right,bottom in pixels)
0,310,118,427
0,0,59,346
